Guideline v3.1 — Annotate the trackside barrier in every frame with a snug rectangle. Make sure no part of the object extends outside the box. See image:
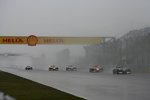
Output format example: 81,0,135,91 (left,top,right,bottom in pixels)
0,92,15,100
